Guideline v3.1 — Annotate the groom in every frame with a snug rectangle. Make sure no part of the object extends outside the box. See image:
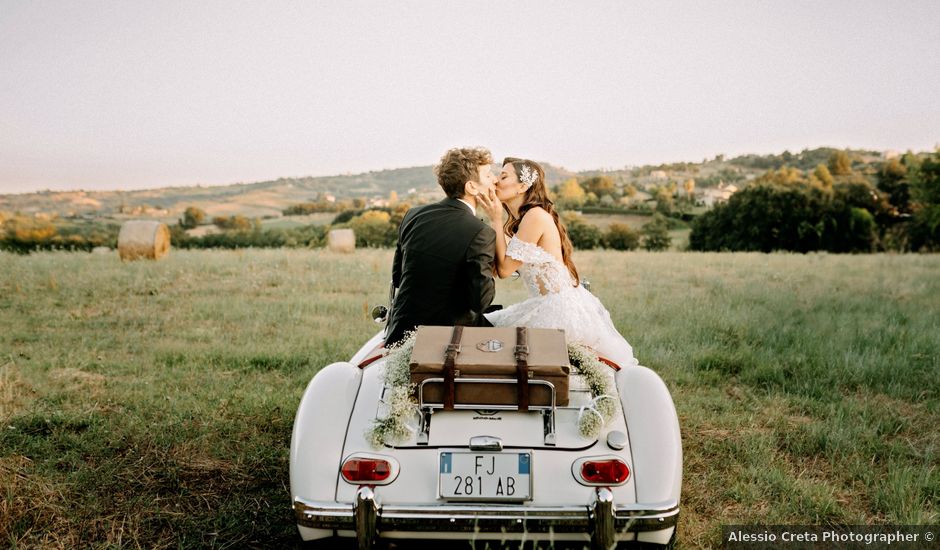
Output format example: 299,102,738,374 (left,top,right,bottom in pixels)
384,147,498,346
